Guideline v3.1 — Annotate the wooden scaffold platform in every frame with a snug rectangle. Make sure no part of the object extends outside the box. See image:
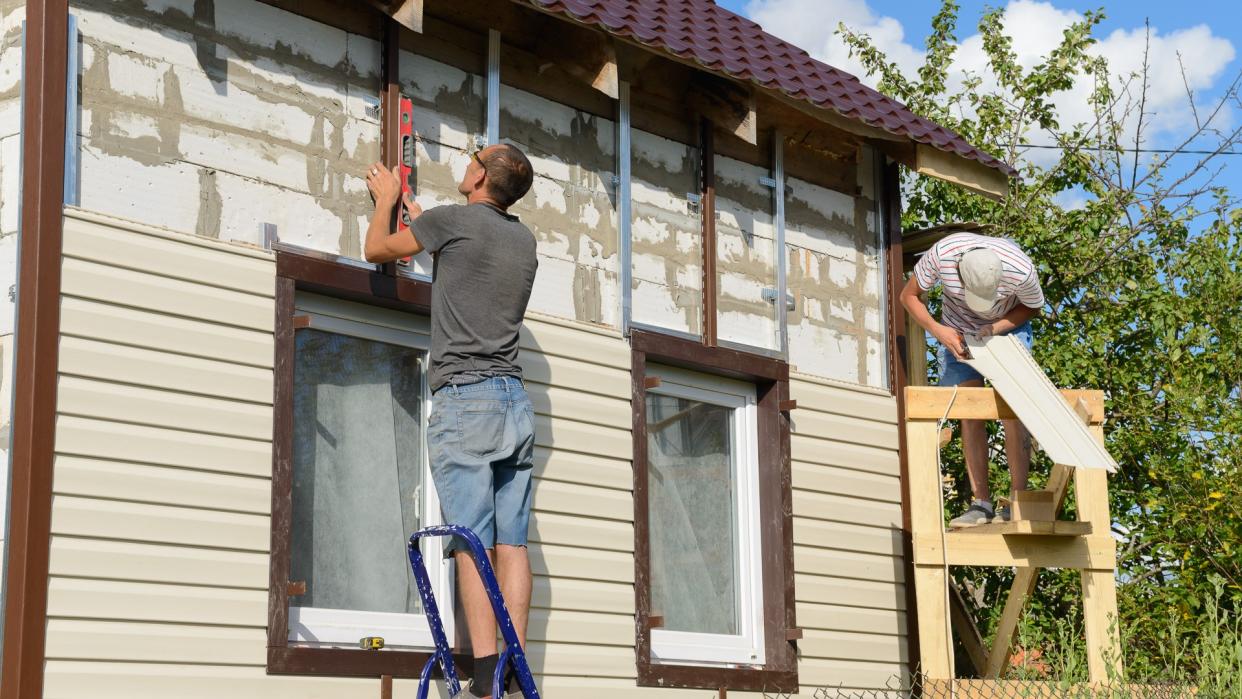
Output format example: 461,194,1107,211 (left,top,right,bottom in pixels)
905,386,1122,687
